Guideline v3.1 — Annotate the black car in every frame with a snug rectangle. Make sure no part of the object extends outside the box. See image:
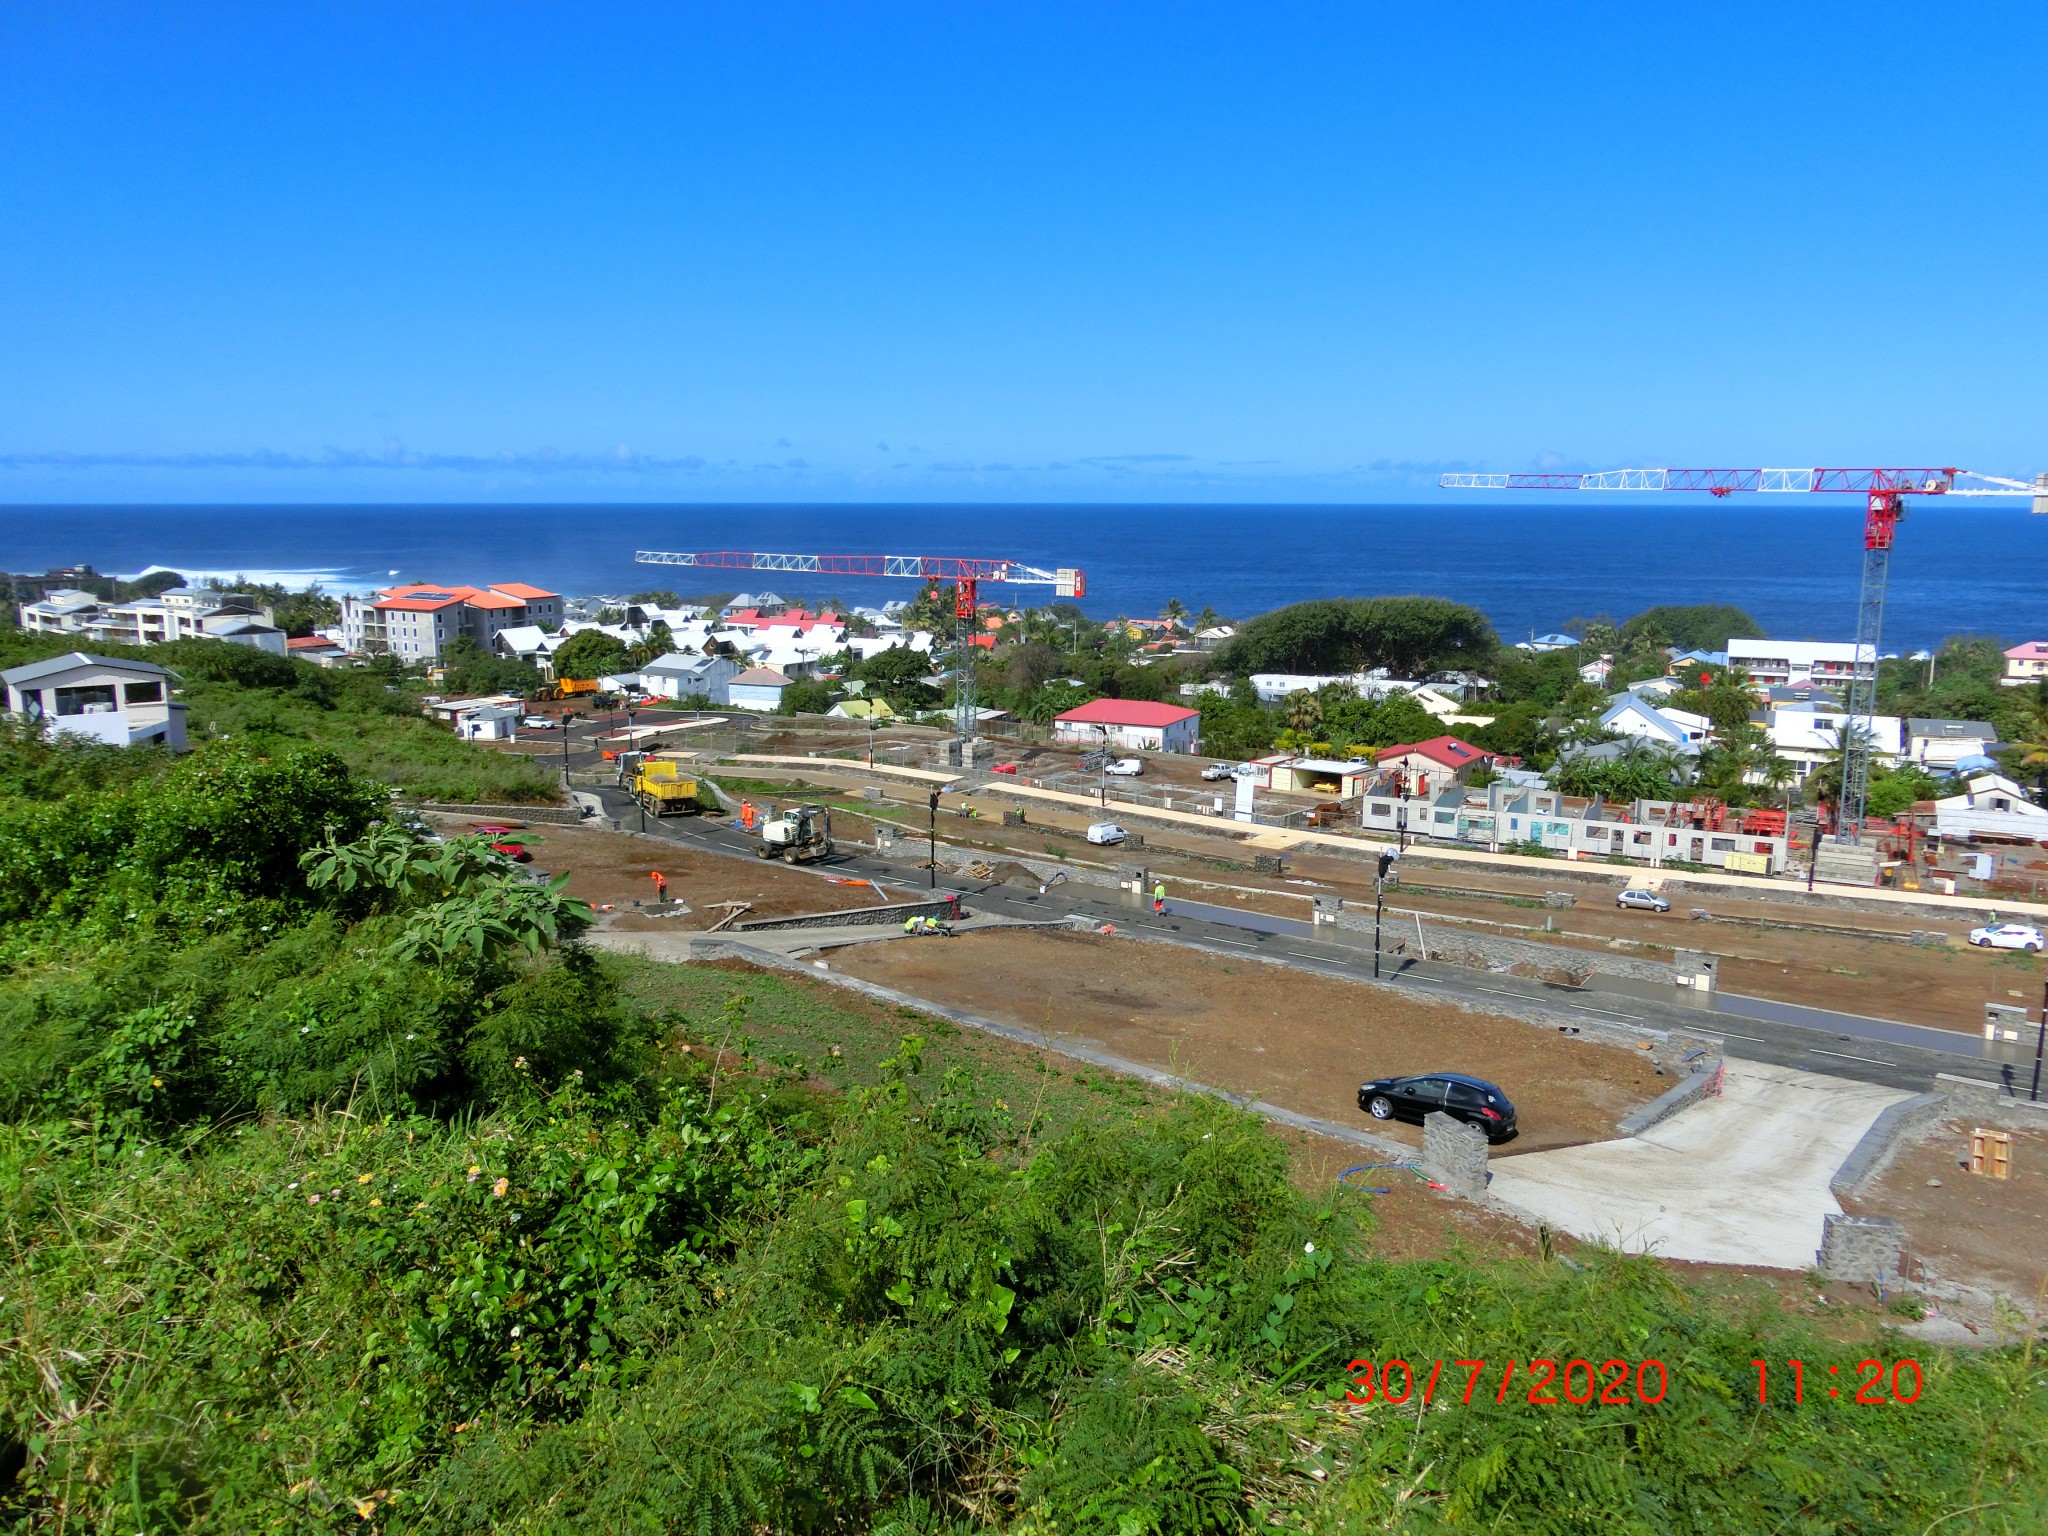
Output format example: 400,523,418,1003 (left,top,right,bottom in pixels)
1357,1073,1517,1142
